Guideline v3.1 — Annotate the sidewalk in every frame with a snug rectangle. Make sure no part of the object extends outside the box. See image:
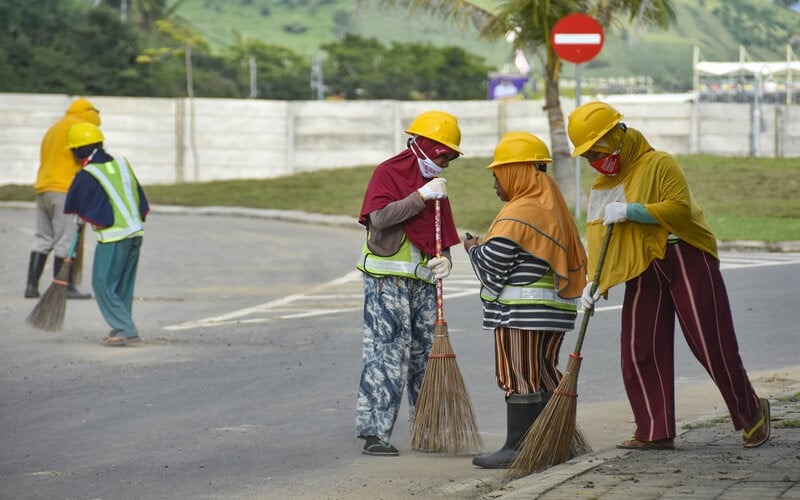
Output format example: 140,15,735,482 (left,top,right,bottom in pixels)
484,394,800,499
